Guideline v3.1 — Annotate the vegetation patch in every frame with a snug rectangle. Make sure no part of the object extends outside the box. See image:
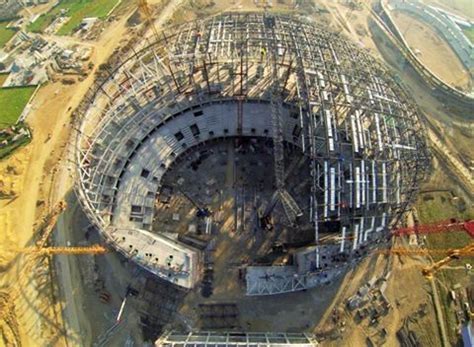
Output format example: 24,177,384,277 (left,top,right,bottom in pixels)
416,191,473,223
462,26,474,44
415,191,472,262
0,123,31,160
0,21,17,48
0,86,37,128
28,0,120,35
